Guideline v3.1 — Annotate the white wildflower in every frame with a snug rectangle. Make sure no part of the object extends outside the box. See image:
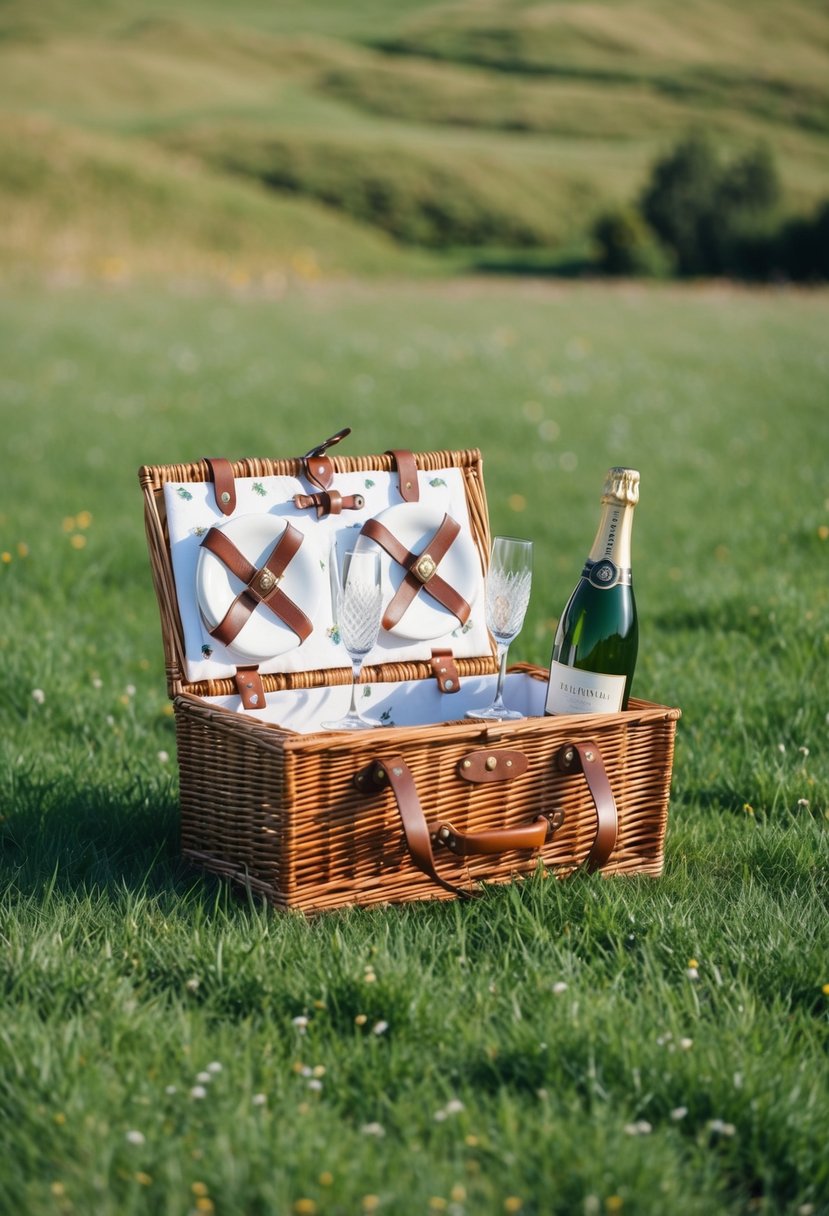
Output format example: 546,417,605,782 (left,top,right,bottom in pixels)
158,750,170,764
797,799,810,808
292,1015,309,1032
32,689,45,704
196,1071,212,1084
307,1079,323,1092
445,1099,465,1116
434,1110,448,1122
252,1093,267,1107
164,1085,177,1095
799,746,810,757
552,982,568,995
624,1120,652,1136
190,1085,207,1100
185,977,200,992
125,1130,145,1146
670,1107,688,1121
679,1037,693,1050
372,1021,389,1035
92,677,103,689
207,1061,222,1074
125,684,136,697
360,1122,385,1137
686,967,699,980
